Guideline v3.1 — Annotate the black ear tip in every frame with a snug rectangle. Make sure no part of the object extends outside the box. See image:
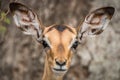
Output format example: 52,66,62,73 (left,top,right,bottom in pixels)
105,7,115,16
9,2,20,12
9,2,14,12
9,2,27,13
